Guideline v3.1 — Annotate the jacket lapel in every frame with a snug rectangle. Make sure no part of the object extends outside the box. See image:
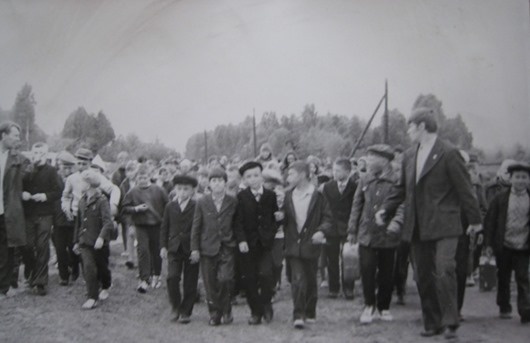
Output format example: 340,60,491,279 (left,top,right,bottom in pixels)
418,138,445,182
301,190,318,230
